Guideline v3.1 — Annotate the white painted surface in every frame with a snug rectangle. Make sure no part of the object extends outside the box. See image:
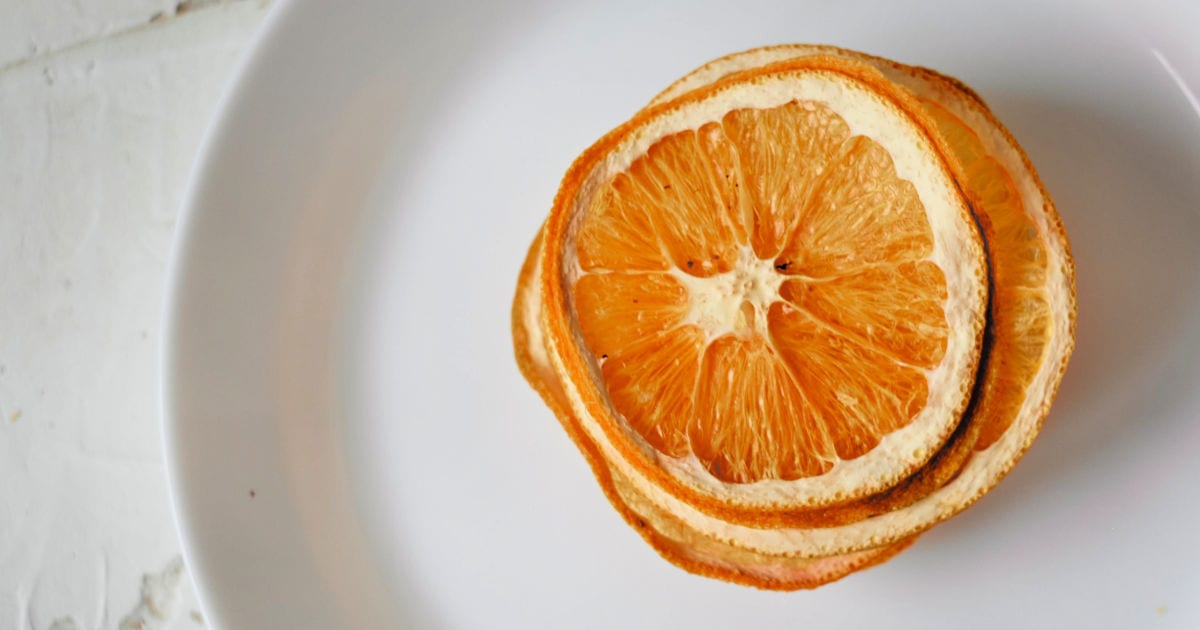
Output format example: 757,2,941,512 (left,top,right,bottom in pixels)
0,3,269,628
0,0,174,69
